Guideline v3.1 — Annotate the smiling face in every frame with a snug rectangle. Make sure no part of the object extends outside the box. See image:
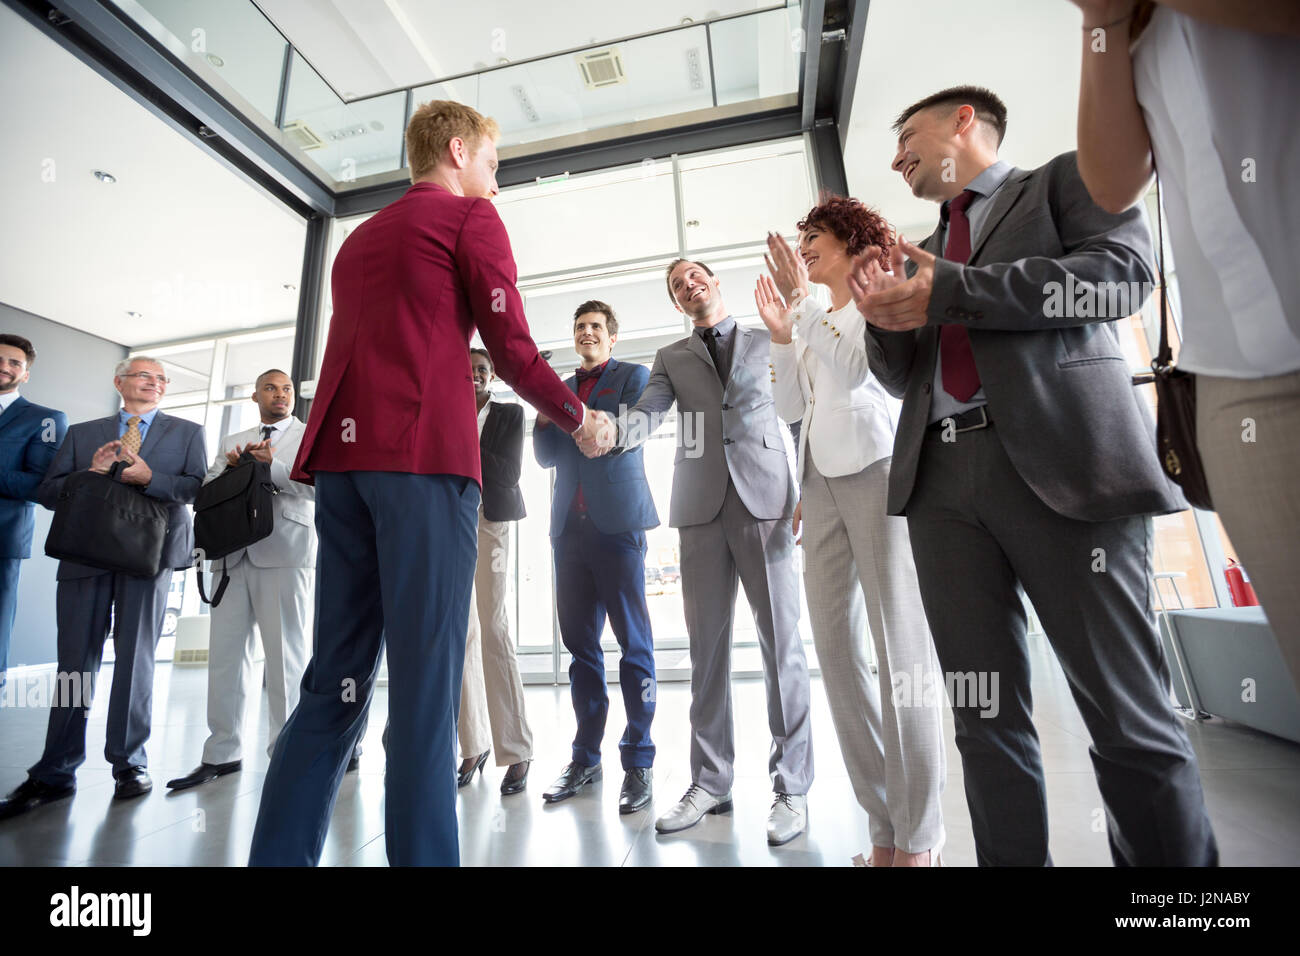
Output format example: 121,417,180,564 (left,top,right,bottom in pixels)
114,359,167,409
798,224,852,287
0,345,30,394
470,352,494,398
891,105,962,202
254,371,293,422
668,260,722,322
574,312,615,366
